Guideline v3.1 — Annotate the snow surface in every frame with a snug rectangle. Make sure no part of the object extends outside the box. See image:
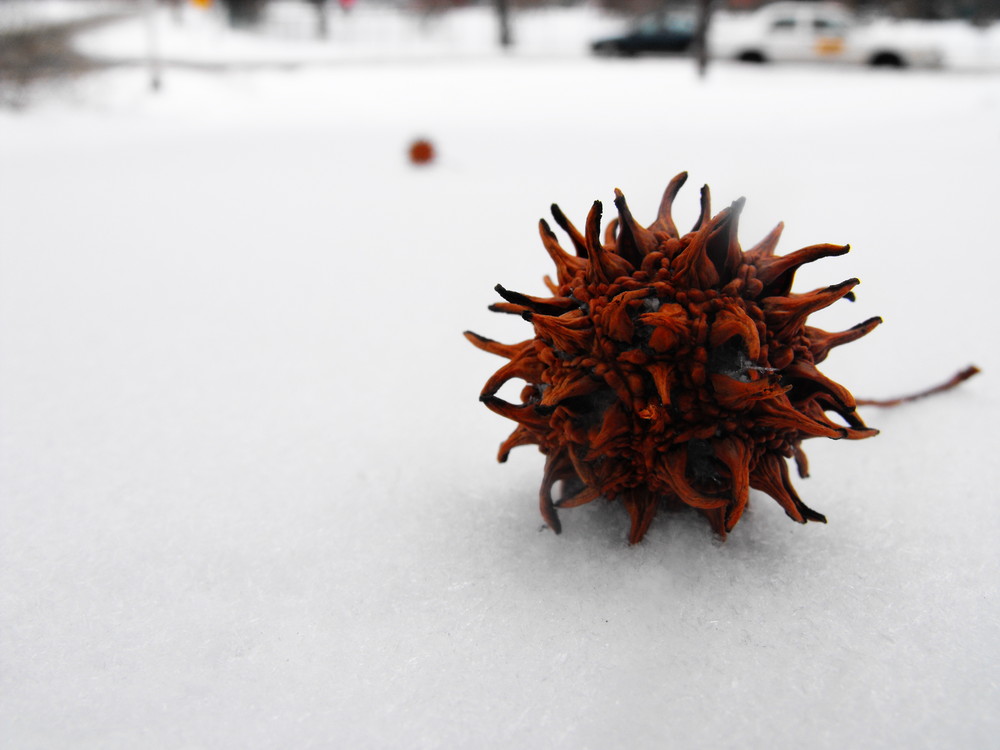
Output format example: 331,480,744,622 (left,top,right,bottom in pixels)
2,6,999,750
